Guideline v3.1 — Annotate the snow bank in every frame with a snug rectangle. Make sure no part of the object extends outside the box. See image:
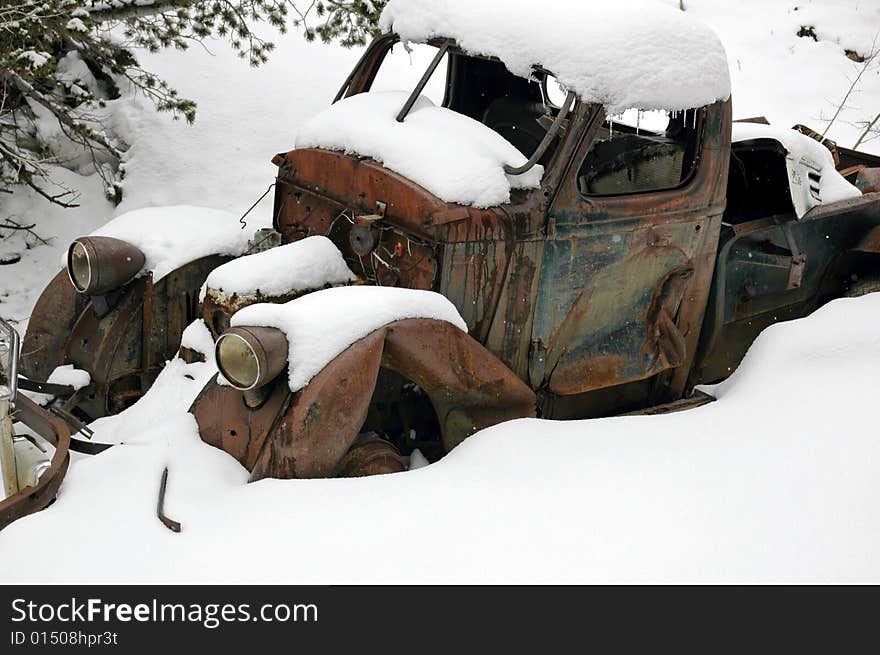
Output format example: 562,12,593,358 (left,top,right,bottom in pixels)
84,206,254,281
732,123,861,218
230,286,467,391
204,236,356,299
680,0,879,155
295,91,543,208
379,0,731,113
